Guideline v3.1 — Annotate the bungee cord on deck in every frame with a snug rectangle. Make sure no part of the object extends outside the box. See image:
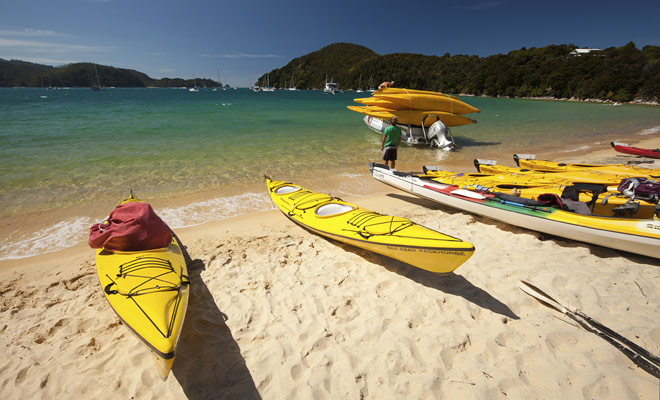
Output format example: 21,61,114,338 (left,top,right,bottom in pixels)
103,256,190,338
